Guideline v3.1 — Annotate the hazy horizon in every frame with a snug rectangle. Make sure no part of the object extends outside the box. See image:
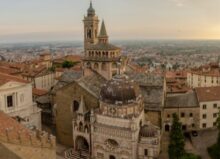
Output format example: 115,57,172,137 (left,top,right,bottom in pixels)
0,0,220,43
